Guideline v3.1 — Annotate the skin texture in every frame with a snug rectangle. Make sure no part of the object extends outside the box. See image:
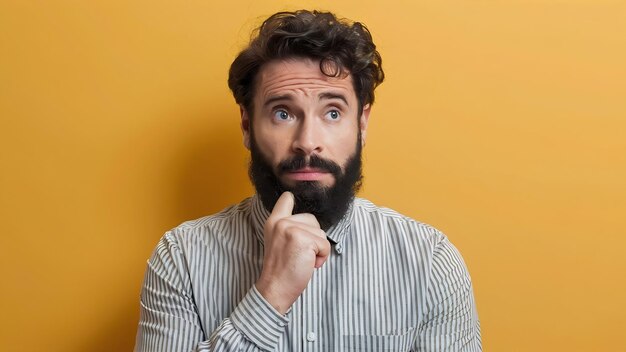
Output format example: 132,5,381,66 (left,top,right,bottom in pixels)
240,58,371,314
